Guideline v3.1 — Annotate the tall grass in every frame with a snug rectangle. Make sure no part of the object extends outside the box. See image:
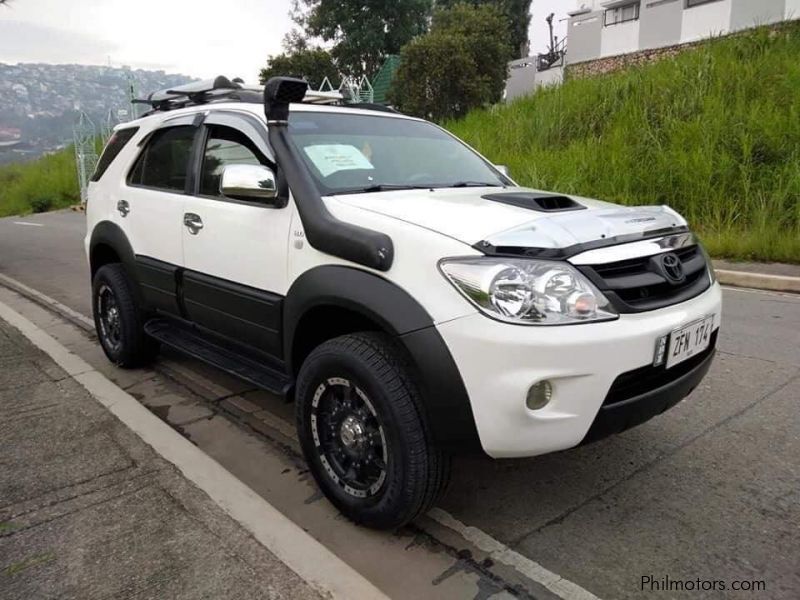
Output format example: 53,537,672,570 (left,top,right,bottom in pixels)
446,22,800,263
0,147,80,217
